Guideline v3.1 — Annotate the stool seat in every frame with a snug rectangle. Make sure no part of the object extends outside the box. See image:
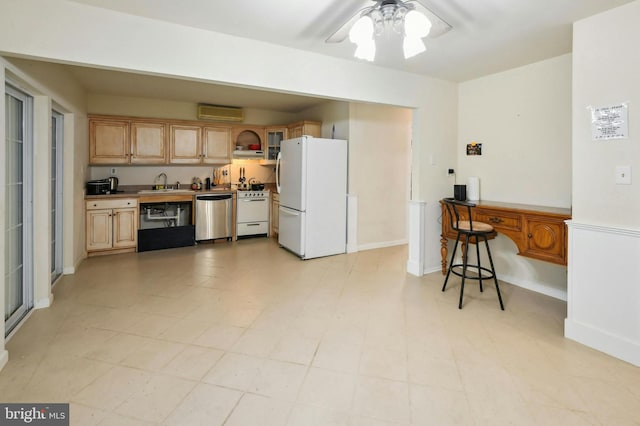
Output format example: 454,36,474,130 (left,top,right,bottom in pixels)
455,220,494,233
442,198,504,310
